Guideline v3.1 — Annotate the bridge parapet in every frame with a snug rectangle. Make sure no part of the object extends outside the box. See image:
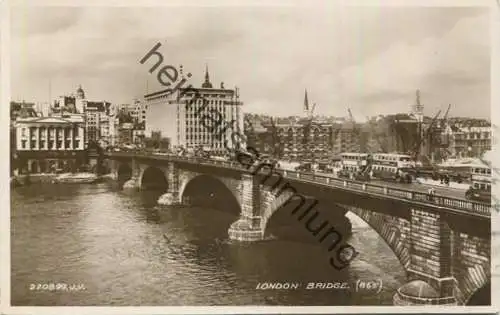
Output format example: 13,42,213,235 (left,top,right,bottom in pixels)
104,152,491,217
